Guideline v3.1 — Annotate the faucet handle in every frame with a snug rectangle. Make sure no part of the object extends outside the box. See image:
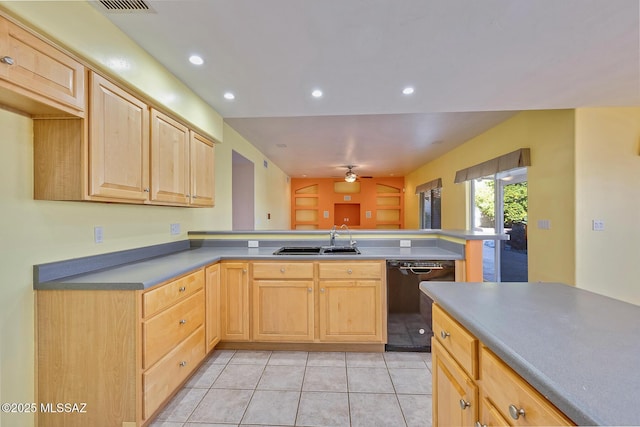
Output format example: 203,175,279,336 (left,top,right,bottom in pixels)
350,239,357,247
